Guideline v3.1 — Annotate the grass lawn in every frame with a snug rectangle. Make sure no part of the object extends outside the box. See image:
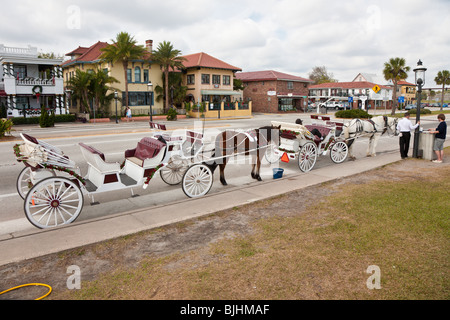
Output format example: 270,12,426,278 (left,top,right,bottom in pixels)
53,151,450,300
